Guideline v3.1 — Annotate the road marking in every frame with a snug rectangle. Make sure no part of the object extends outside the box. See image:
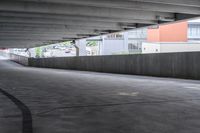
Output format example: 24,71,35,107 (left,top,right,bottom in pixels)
0,88,33,133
